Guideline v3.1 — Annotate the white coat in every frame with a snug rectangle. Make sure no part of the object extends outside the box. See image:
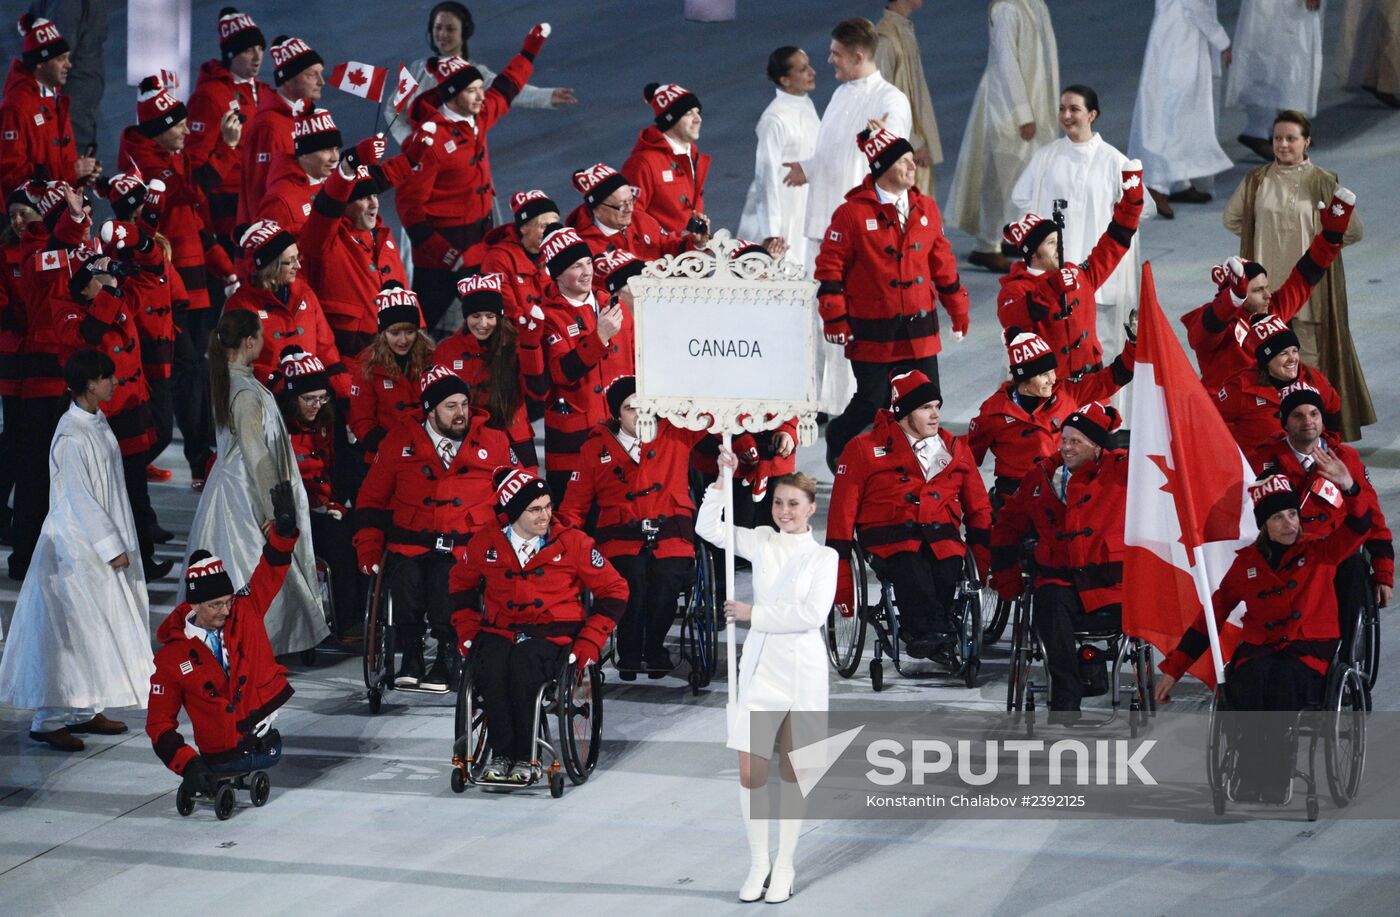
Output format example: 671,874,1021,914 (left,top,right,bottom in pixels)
1128,0,1234,189
183,365,327,655
1226,0,1324,116
946,0,1060,248
696,485,835,756
0,403,153,712
737,89,819,266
